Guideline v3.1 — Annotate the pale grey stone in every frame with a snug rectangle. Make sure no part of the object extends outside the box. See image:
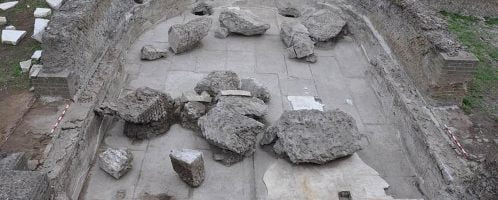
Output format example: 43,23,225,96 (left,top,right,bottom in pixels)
140,45,168,60
261,109,362,164
194,71,240,96
219,7,270,36
170,149,205,187
214,26,229,39
301,9,346,42
216,96,268,119
240,78,271,103
168,17,212,54
220,90,251,97
280,21,315,60
1,30,26,45
98,148,133,179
